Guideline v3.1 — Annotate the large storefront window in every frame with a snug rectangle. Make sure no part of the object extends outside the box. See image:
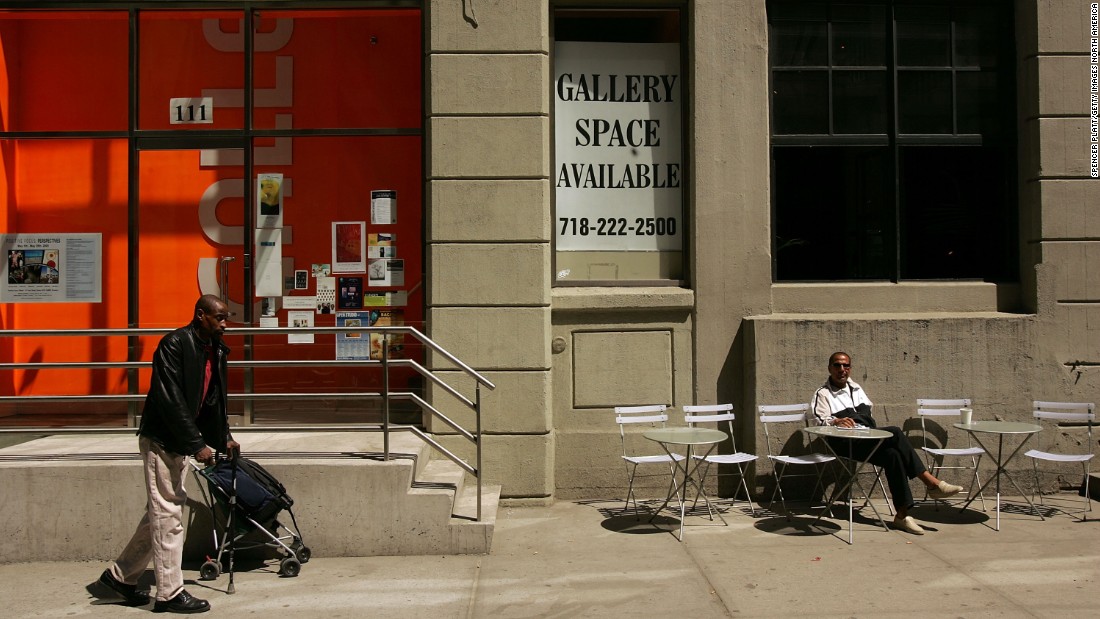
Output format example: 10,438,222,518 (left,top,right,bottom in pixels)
1,5,423,421
552,8,685,283
768,1,1017,282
